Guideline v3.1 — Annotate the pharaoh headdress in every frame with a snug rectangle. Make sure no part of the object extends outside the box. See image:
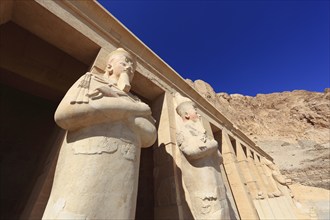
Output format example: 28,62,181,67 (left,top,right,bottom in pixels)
70,48,136,104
